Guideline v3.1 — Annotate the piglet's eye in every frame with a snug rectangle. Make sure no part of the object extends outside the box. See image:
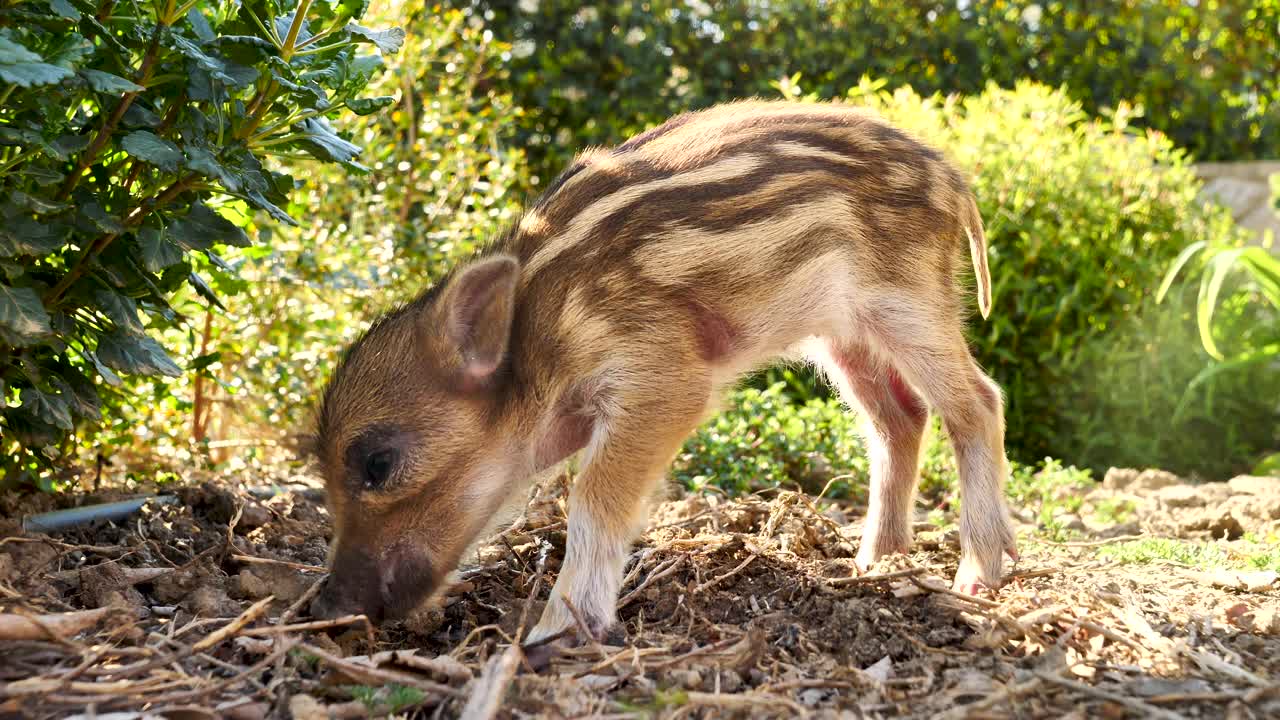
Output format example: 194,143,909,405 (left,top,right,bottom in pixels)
362,449,396,490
